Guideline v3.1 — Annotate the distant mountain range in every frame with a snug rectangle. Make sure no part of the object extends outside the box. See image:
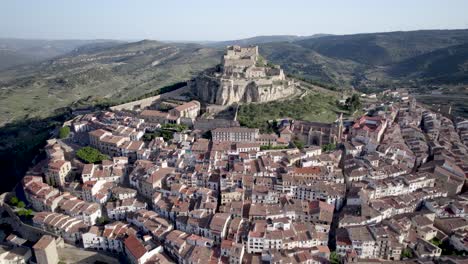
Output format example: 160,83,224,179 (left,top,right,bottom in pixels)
0,39,126,70
257,29,468,88
0,40,220,125
1,29,468,125
207,34,331,47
